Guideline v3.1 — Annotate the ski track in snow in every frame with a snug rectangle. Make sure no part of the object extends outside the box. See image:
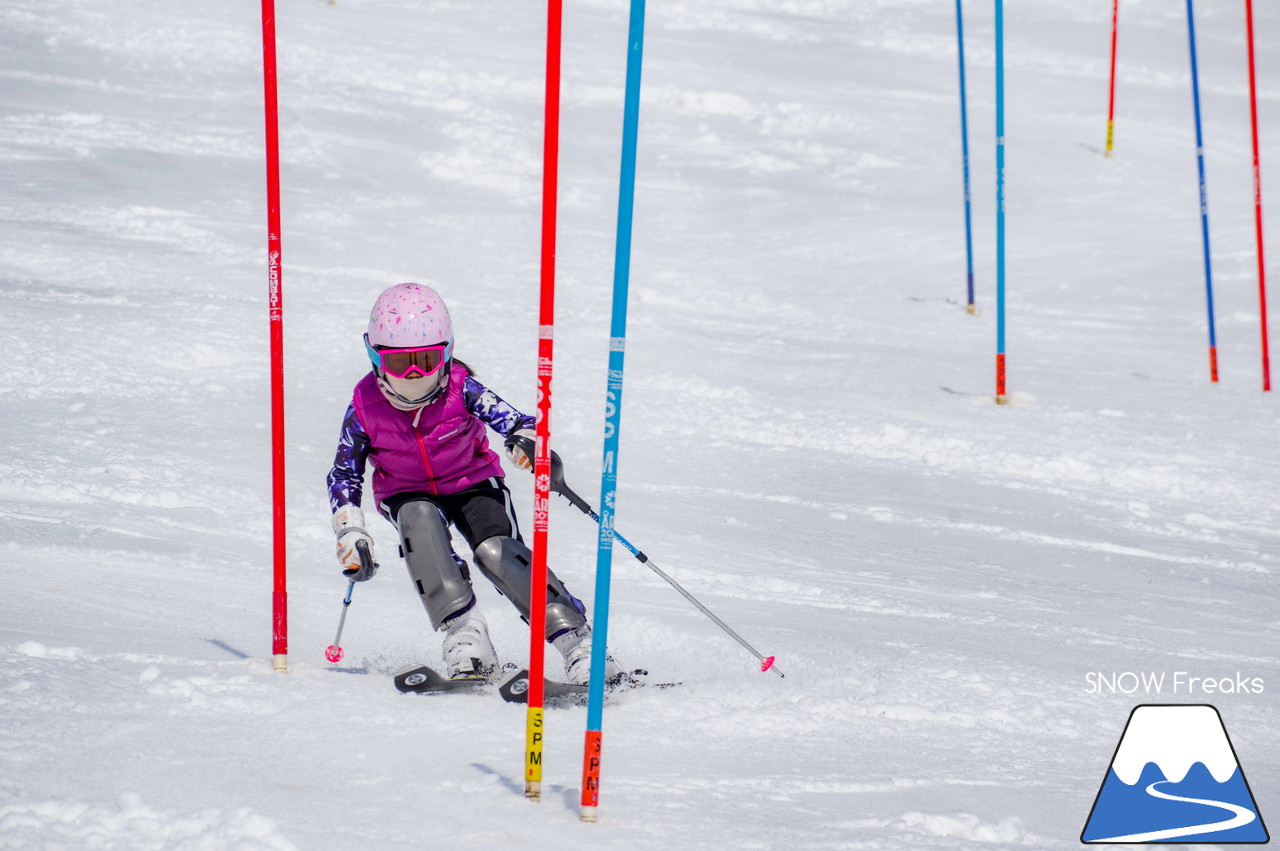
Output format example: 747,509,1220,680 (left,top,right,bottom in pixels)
2,0,1278,848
